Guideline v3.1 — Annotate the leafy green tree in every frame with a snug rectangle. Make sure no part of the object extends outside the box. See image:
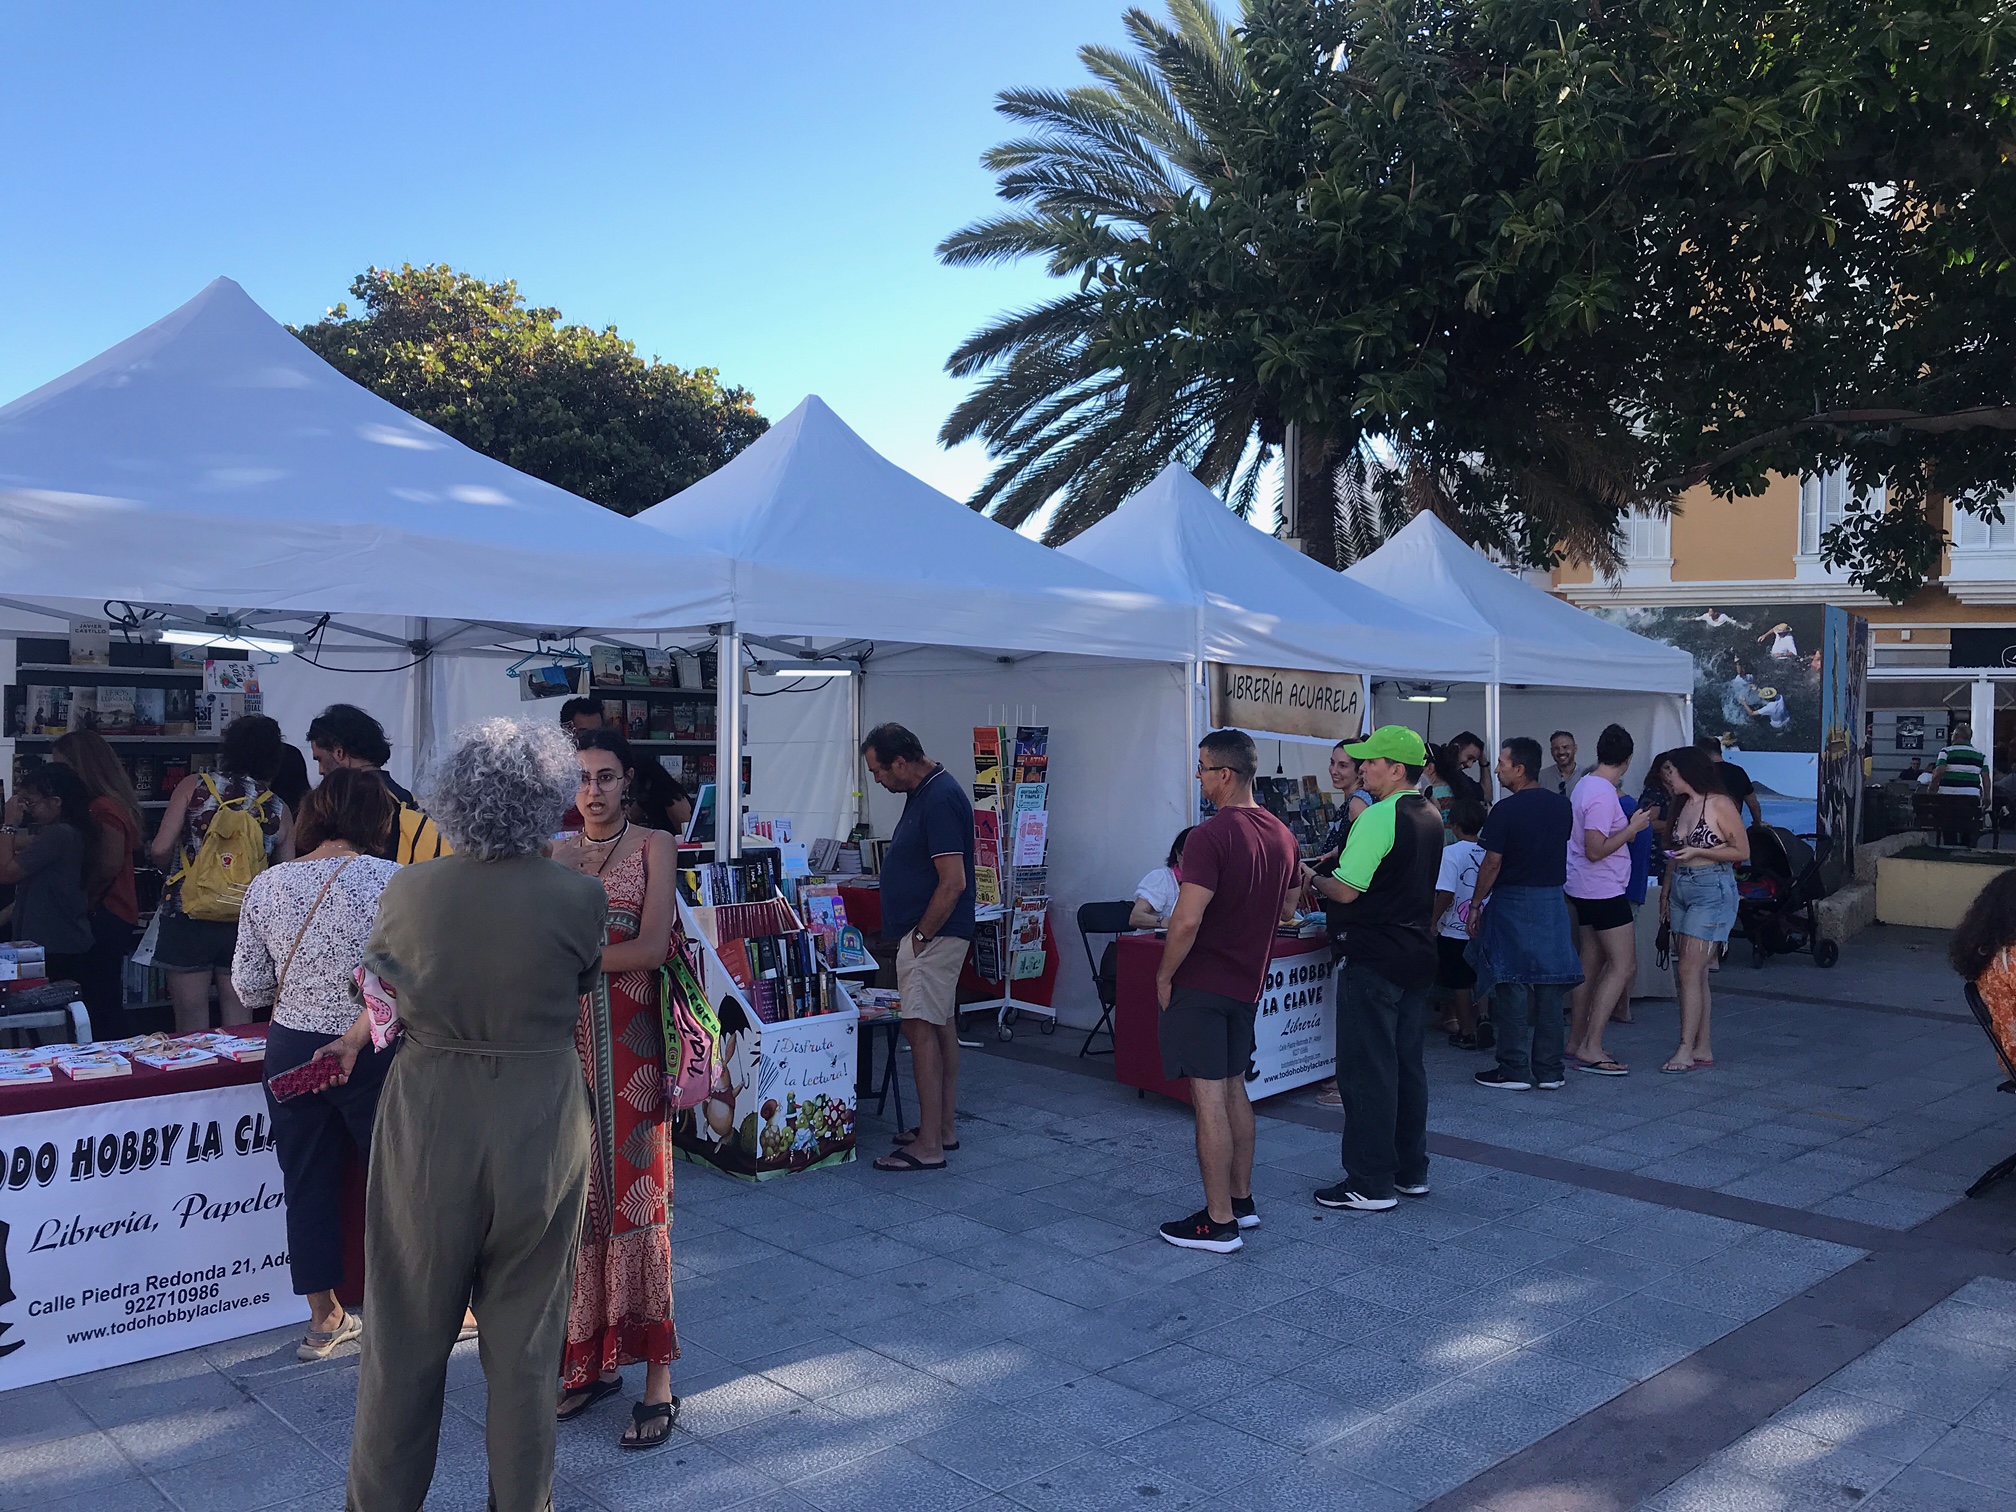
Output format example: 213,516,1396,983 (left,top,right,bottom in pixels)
944,0,2016,596
294,265,767,515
